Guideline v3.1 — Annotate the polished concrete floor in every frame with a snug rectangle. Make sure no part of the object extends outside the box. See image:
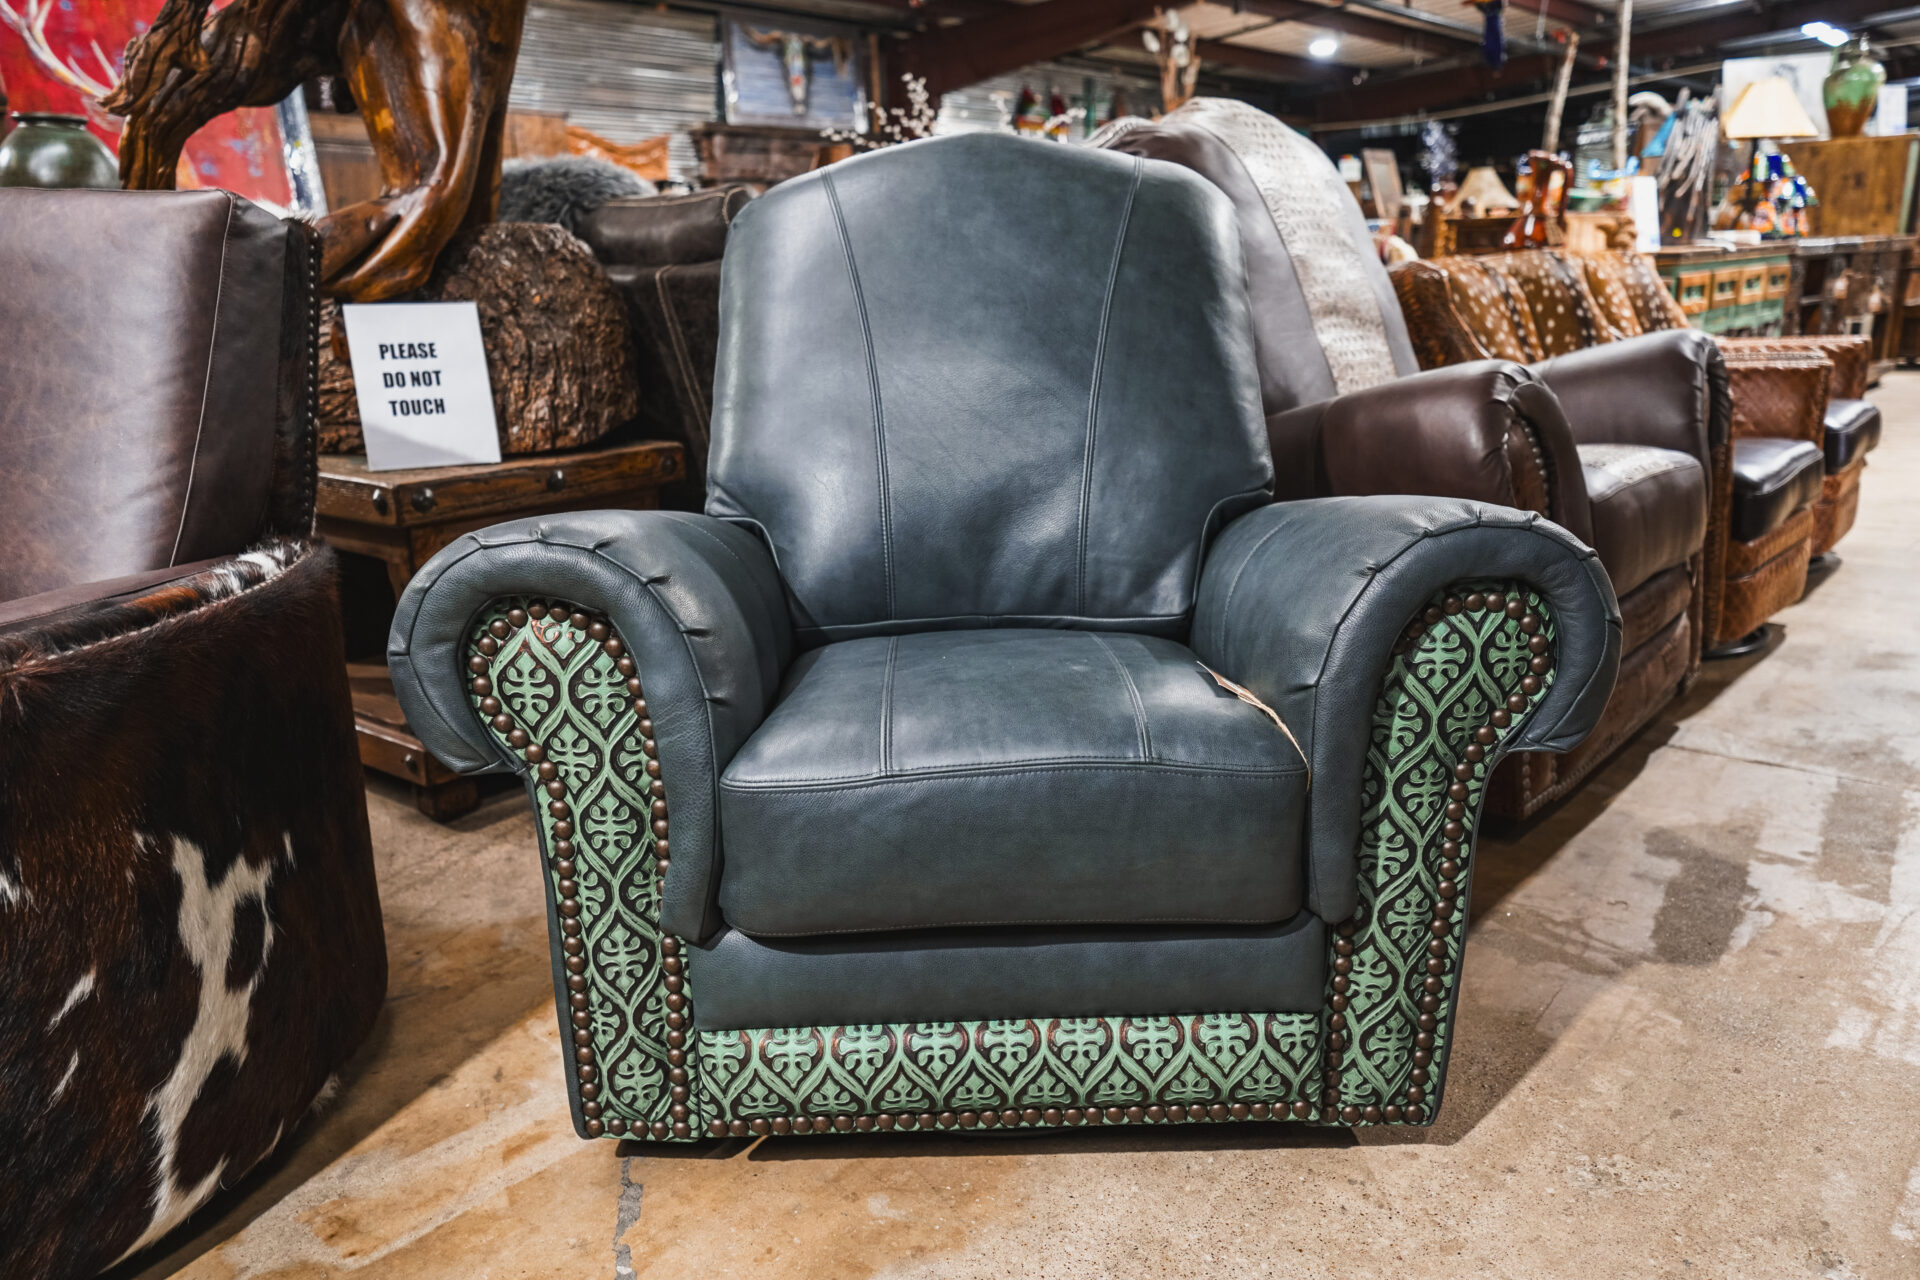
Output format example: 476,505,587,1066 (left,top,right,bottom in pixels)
122,376,1920,1279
